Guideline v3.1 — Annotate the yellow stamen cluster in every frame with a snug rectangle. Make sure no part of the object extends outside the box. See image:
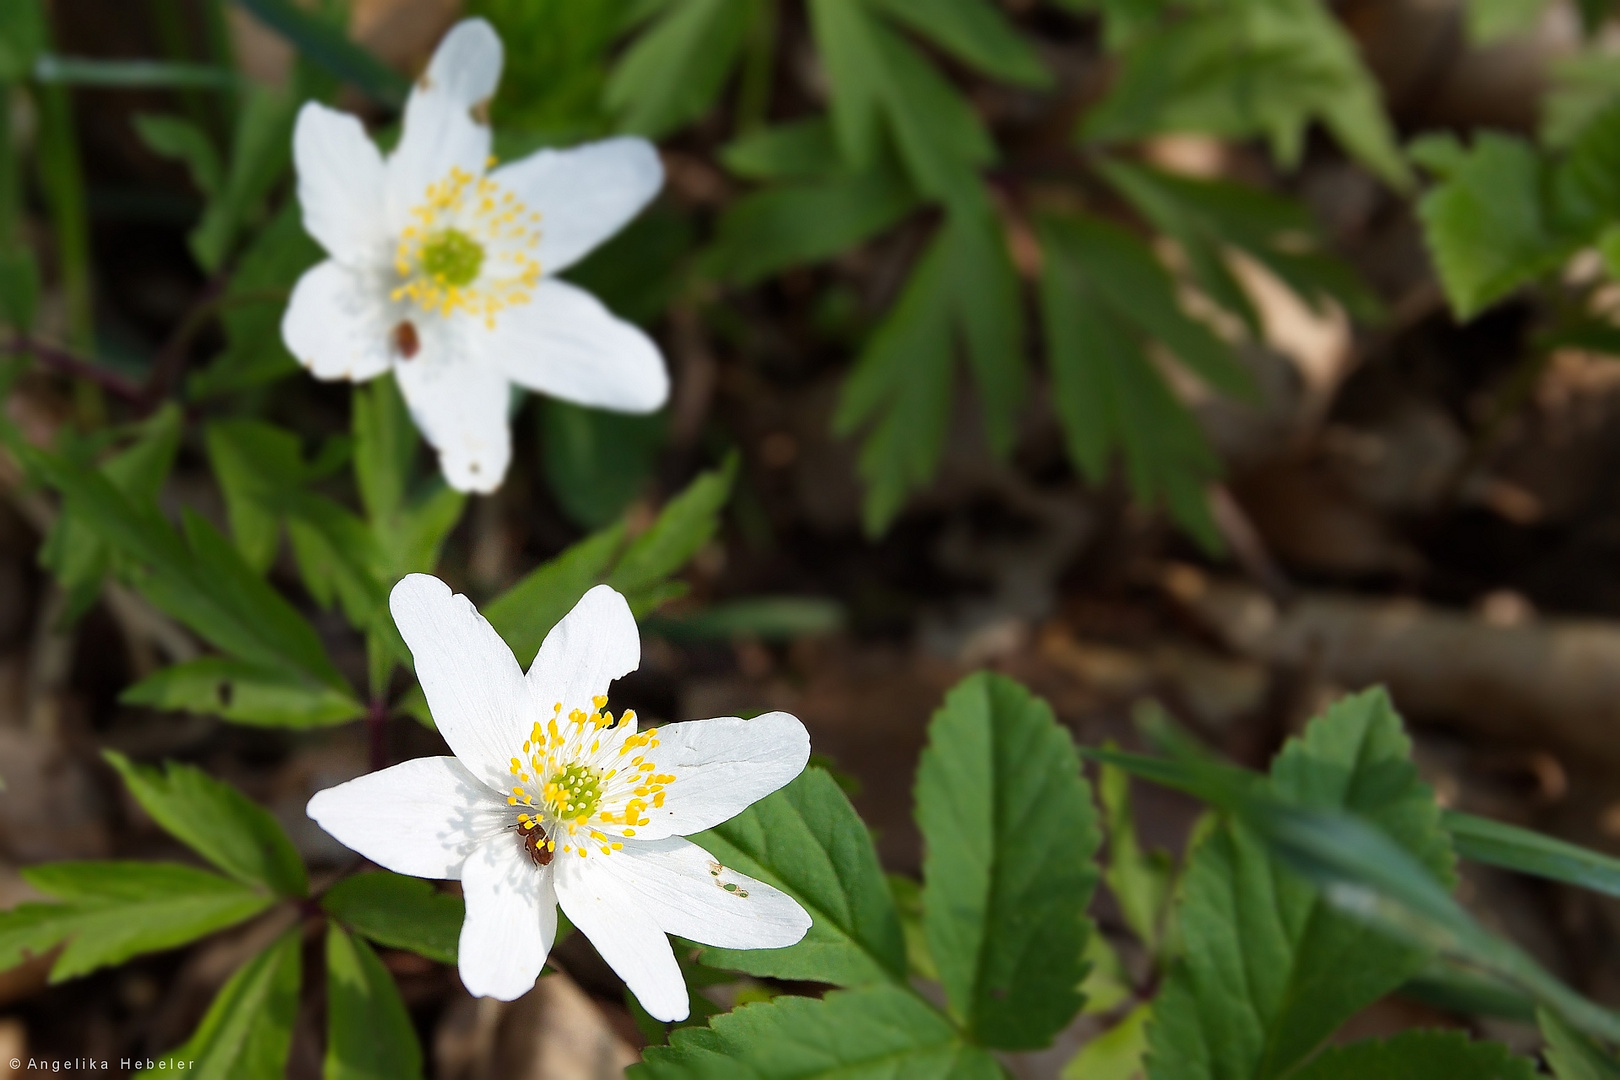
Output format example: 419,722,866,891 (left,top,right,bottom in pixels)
392,160,542,328
506,694,672,860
